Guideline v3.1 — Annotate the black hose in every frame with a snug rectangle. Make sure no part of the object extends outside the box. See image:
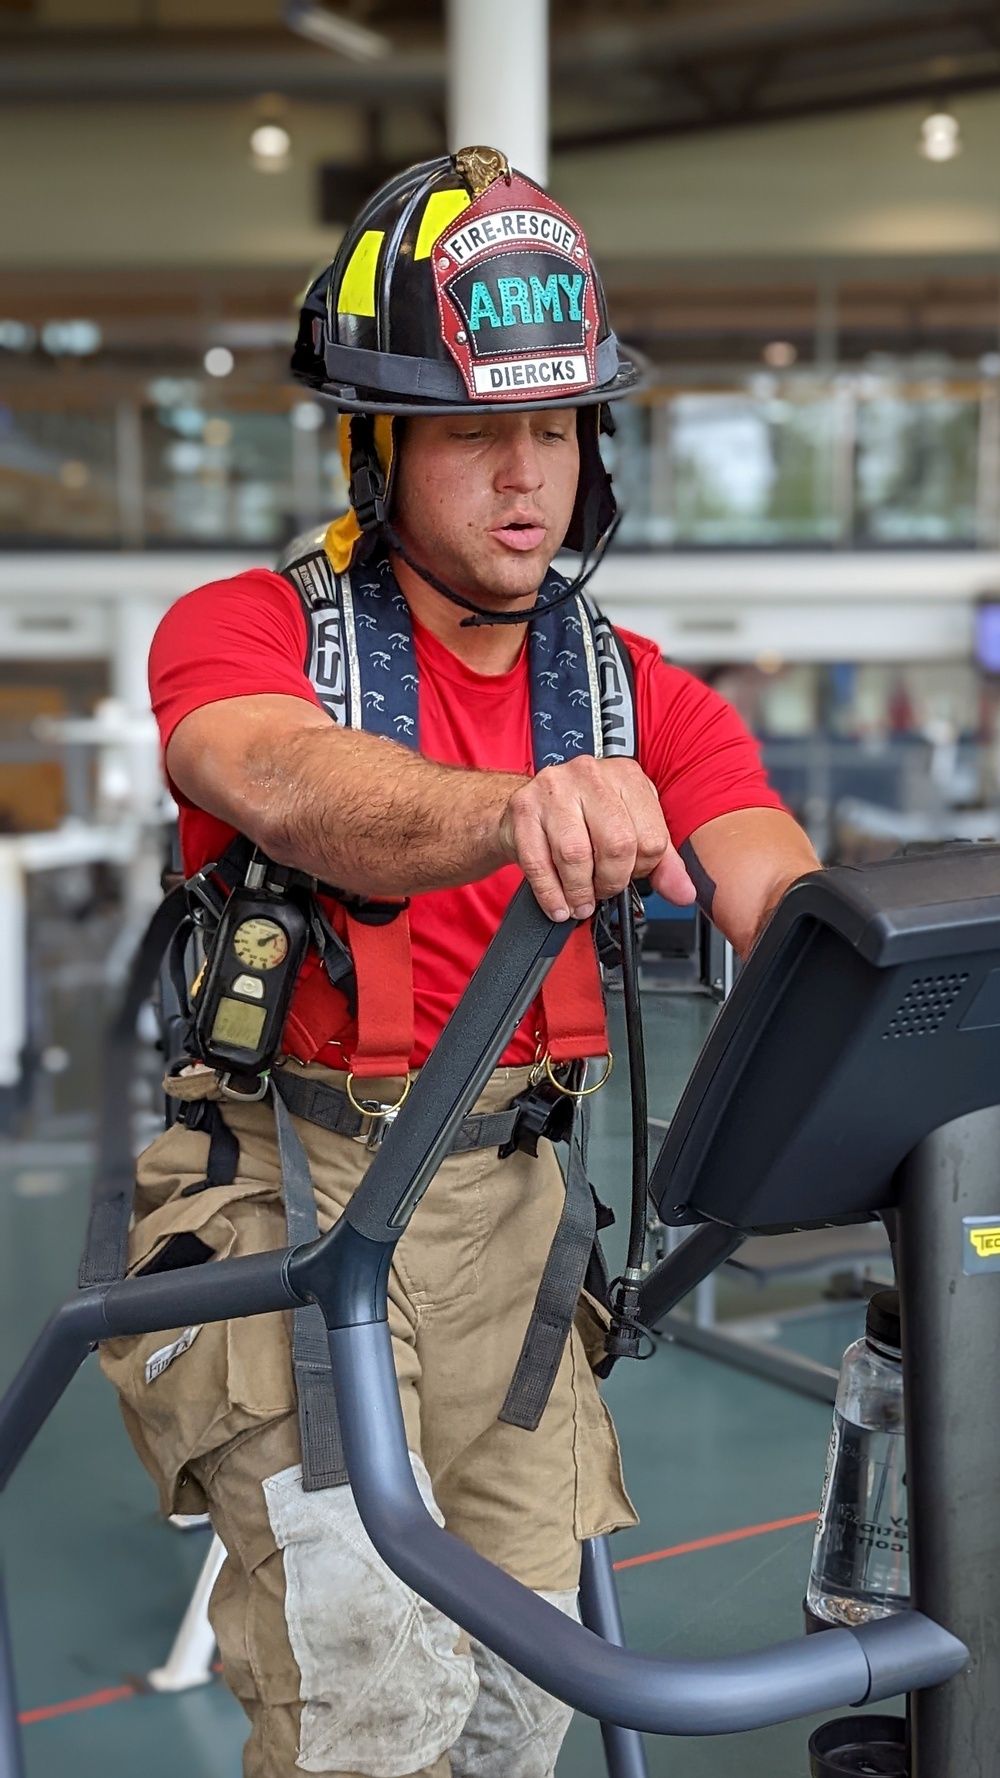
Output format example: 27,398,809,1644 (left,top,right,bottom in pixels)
617,886,648,1277
600,886,650,1367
